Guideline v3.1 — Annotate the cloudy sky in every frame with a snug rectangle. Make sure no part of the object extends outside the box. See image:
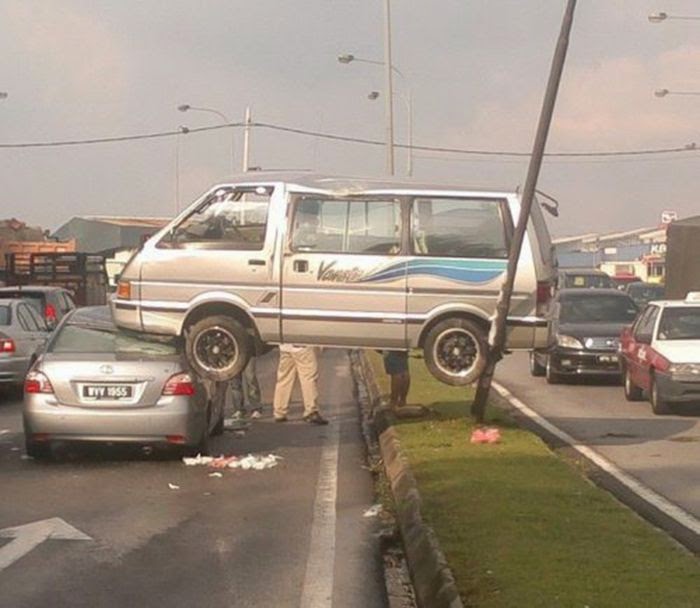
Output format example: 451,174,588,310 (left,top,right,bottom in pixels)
1,0,700,237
